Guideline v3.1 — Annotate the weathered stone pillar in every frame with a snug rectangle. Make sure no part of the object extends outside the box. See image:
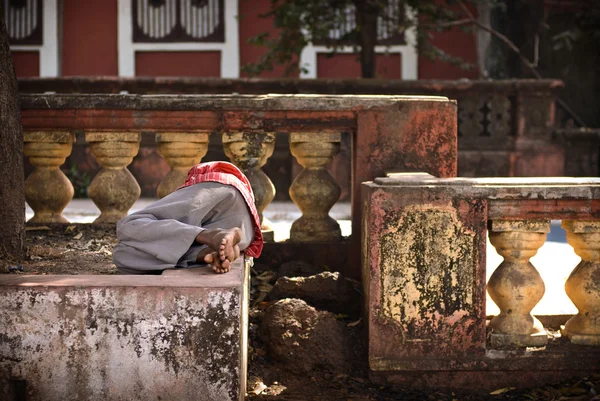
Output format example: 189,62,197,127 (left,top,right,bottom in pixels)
562,220,600,346
85,132,141,224
156,132,210,198
513,88,564,176
487,219,550,347
222,131,276,241
23,131,75,223
289,132,341,242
